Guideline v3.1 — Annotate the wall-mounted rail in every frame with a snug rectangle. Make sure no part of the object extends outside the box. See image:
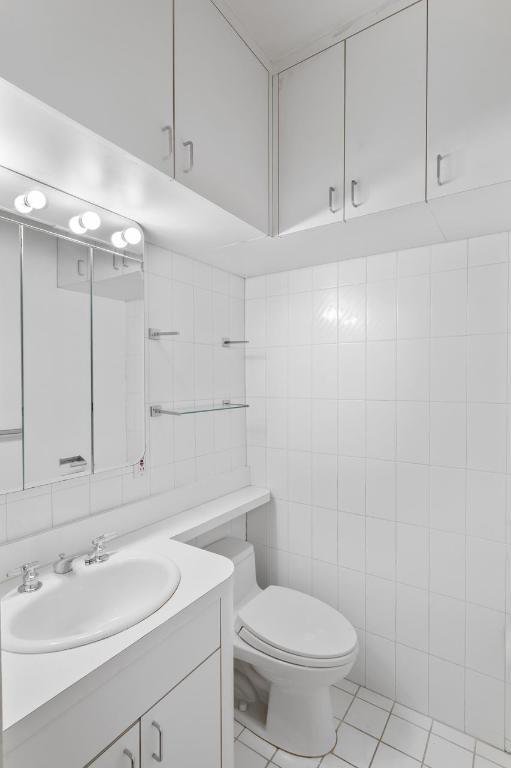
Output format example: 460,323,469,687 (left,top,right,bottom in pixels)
222,338,249,347
150,400,249,417
148,328,180,340
0,428,22,441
